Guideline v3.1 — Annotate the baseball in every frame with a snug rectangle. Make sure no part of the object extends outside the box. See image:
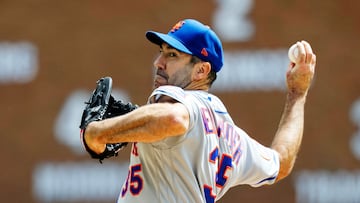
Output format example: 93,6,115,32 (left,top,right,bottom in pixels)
288,43,299,63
